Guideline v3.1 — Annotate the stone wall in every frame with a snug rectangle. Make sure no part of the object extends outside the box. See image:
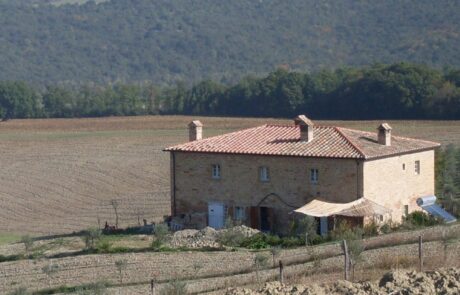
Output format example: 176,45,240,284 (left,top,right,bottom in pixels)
363,150,435,222
173,152,360,231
